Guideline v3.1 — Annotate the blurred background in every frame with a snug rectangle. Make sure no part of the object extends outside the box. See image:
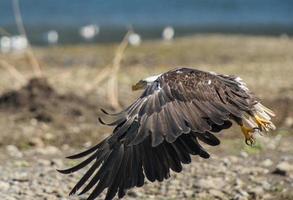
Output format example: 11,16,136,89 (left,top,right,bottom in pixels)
1,0,293,44
0,1,292,200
